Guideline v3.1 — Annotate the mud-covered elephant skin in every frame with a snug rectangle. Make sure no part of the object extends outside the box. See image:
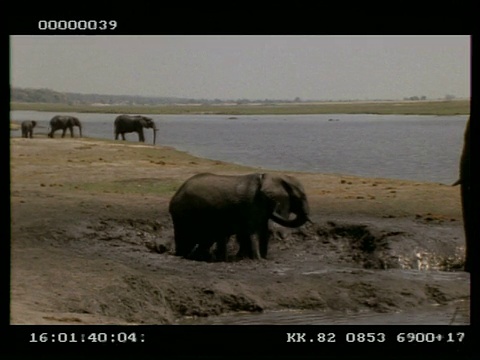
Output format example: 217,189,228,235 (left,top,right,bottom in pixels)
21,120,37,138
457,117,472,272
114,115,157,144
169,173,311,261
48,115,82,138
